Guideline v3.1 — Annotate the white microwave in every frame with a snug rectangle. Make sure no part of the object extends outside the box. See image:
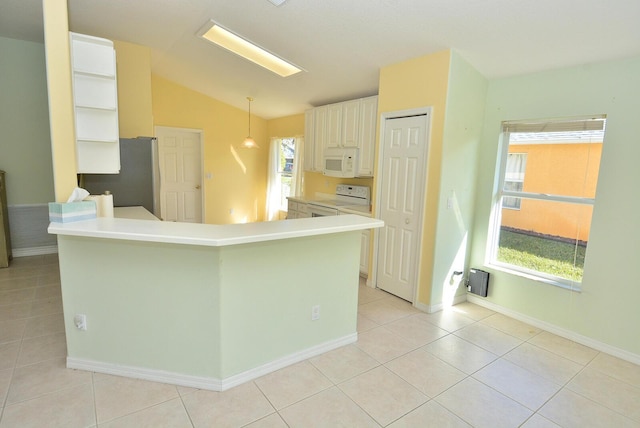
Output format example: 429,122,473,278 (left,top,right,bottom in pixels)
323,147,359,178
